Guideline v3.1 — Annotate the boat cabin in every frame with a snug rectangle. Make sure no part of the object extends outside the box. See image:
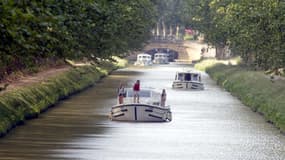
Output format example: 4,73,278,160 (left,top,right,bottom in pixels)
134,53,152,66
175,71,201,82
153,53,169,64
172,71,204,90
